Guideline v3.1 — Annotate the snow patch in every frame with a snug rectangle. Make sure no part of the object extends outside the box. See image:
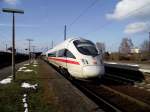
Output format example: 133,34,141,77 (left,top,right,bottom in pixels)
20,67,27,69
127,64,139,67
18,66,27,72
34,62,38,64
33,61,38,65
33,65,38,67
18,69,23,72
8,75,12,78
147,89,150,92
147,84,150,86
22,98,26,103
139,82,146,85
109,62,117,64
24,103,28,108
139,69,150,73
24,108,28,112
23,94,27,97
105,62,139,67
24,69,33,73
133,85,138,87
24,63,30,66
21,82,38,112
139,86,144,89
18,67,34,73
21,82,38,89
0,77,12,84
22,94,28,112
